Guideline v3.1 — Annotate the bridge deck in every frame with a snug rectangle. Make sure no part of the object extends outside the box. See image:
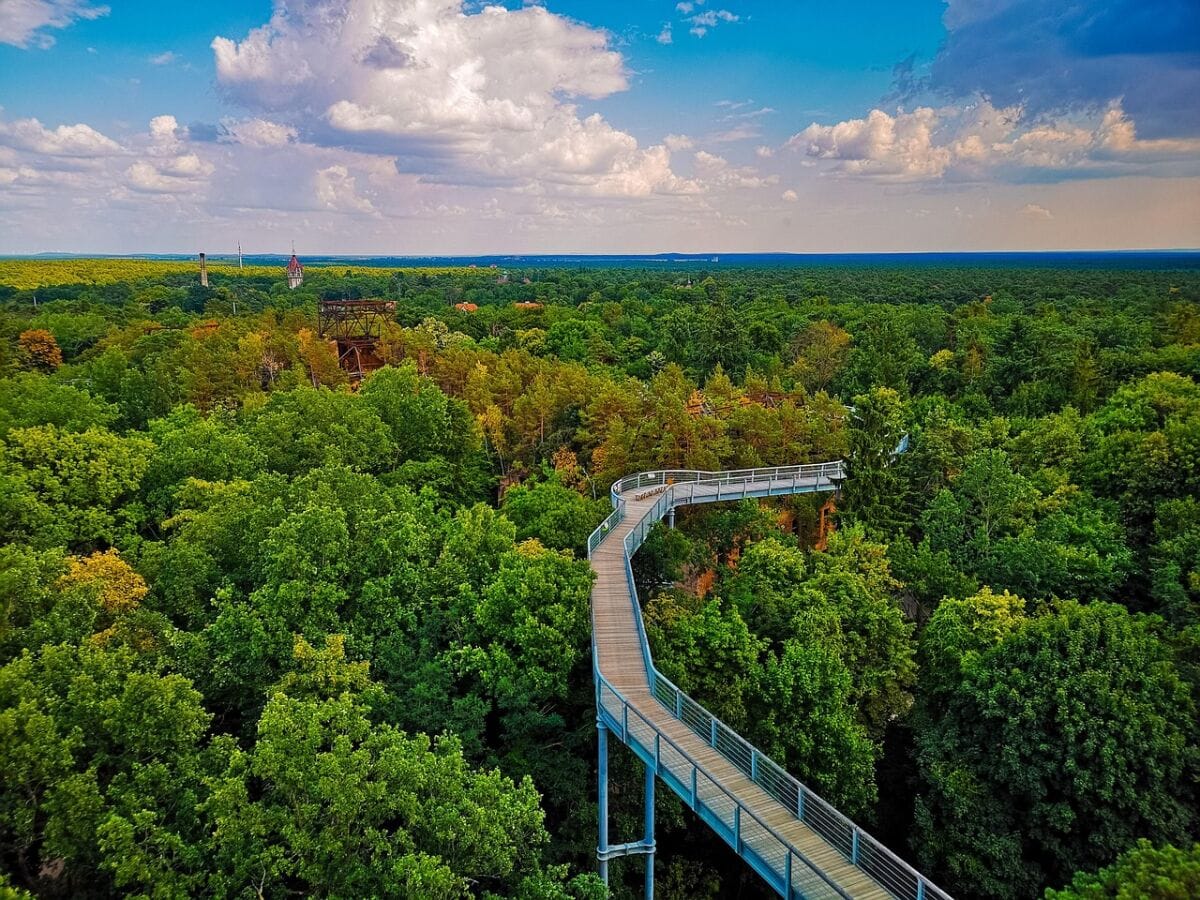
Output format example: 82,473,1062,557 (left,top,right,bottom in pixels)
590,476,896,899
